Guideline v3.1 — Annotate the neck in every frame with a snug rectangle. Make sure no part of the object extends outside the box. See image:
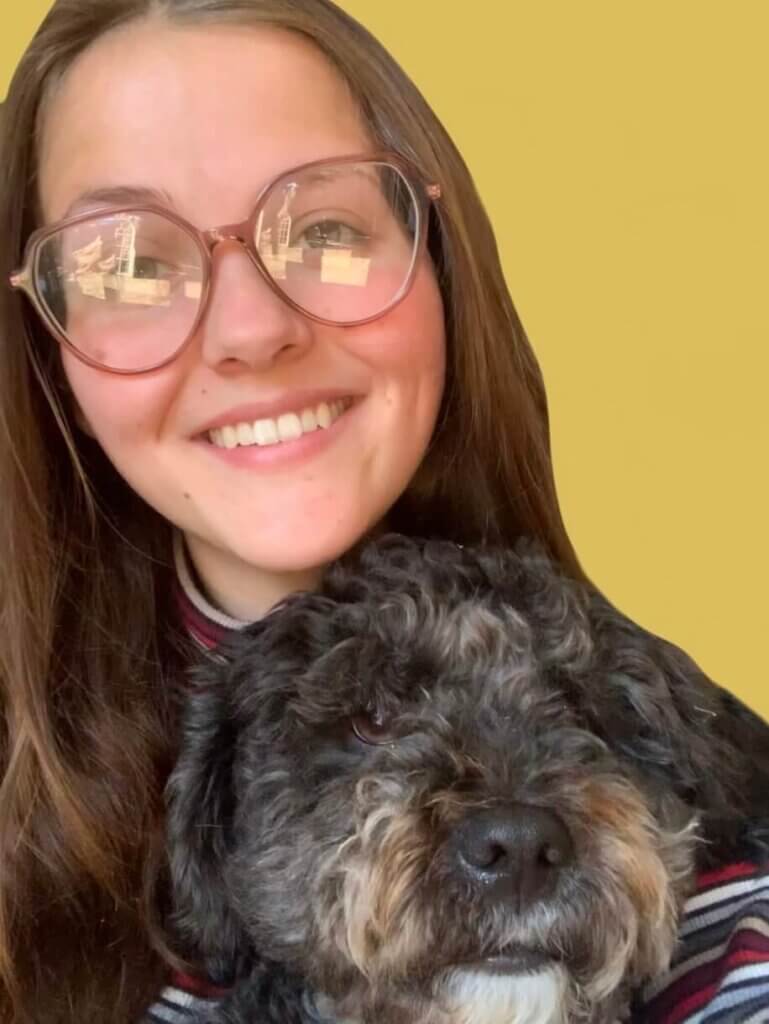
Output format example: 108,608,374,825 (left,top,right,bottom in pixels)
177,532,323,622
